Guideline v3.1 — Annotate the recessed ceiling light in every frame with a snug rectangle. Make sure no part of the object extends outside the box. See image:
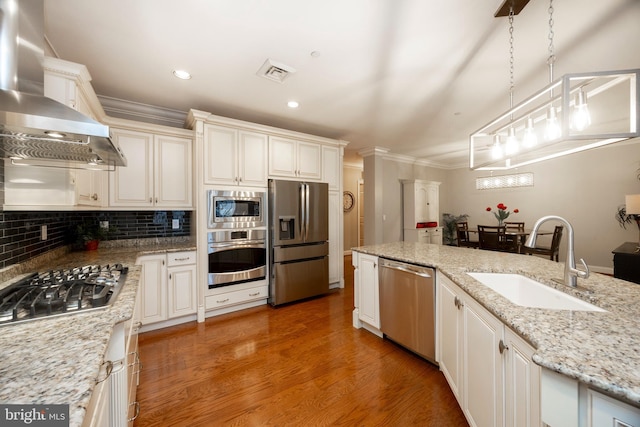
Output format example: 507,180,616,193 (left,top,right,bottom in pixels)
287,101,299,109
173,70,192,80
